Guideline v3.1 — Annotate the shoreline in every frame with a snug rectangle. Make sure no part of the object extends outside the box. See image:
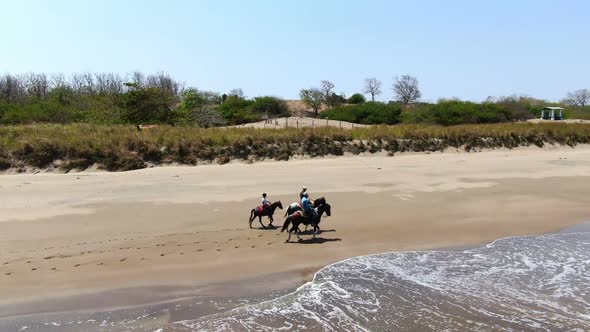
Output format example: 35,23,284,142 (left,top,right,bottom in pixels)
1,221,589,331
1,145,590,327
